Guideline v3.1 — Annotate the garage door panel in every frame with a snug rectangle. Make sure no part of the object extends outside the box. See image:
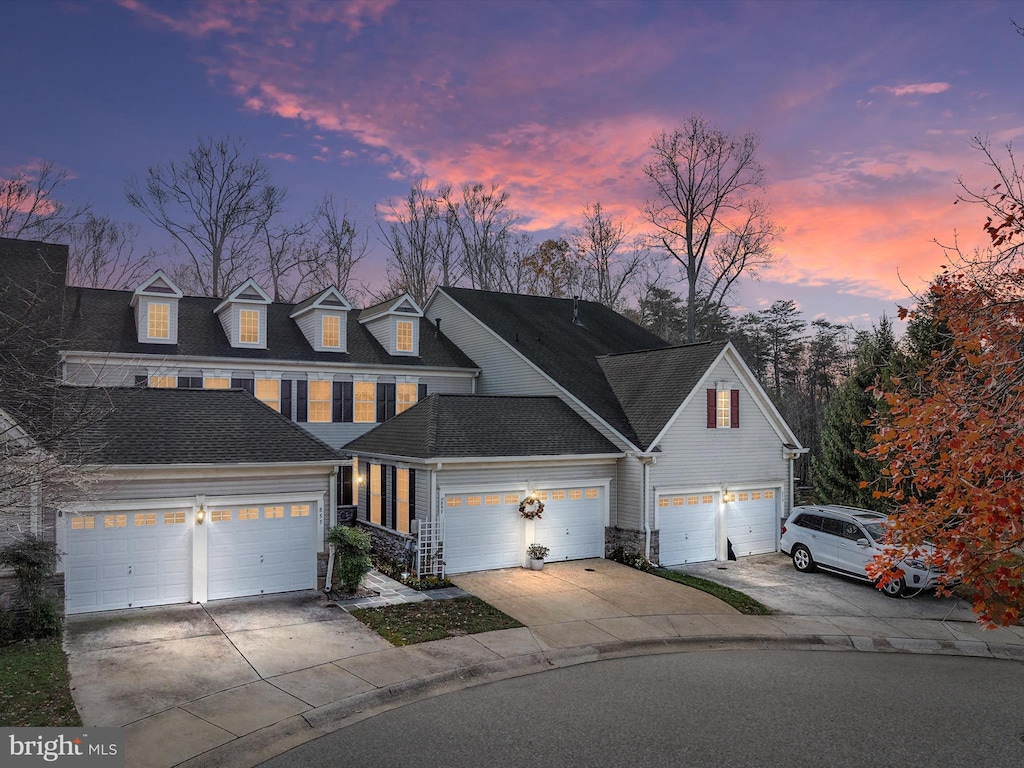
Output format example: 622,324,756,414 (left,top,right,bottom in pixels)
533,487,605,563
443,498,521,574
658,494,717,566
726,491,777,557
